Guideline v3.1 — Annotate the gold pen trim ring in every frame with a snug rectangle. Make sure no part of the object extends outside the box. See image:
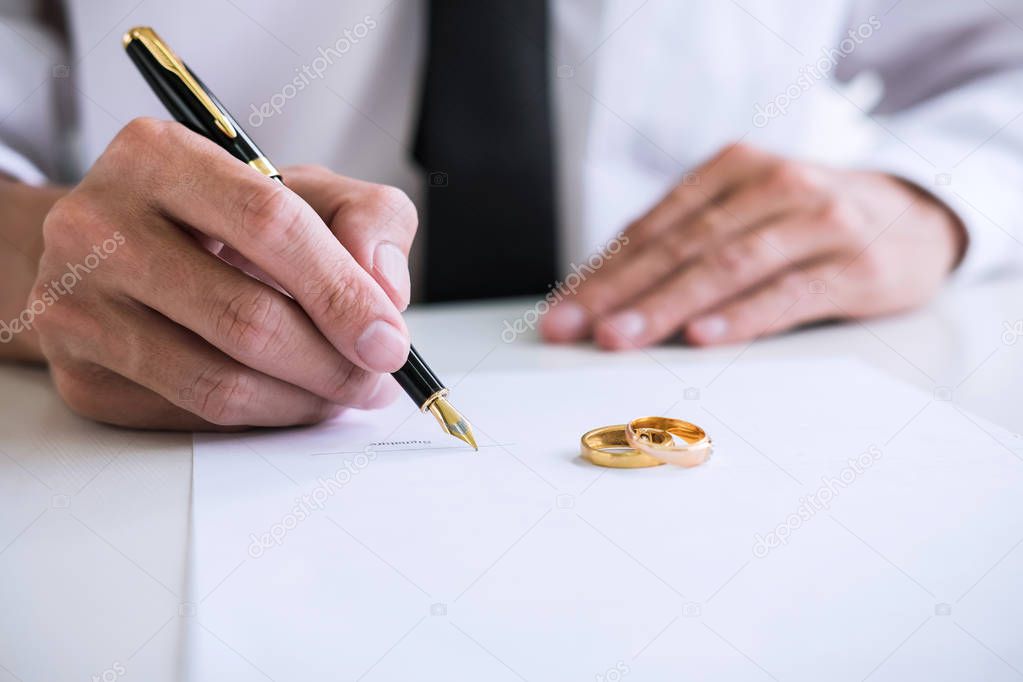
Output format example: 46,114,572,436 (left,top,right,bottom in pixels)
248,157,280,179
